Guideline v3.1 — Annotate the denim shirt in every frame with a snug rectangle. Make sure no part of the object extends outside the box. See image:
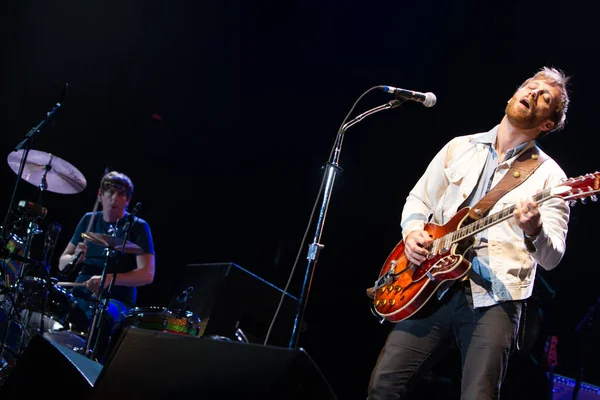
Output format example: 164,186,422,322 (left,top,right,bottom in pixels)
400,125,570,308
